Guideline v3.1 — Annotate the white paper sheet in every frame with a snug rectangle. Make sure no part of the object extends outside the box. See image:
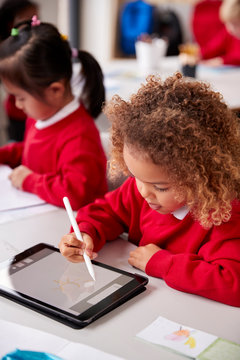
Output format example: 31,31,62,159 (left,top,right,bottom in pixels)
136,316,217,358
0,240,19,262
0,203,57,225
0,165,46,211
0,319,124,360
